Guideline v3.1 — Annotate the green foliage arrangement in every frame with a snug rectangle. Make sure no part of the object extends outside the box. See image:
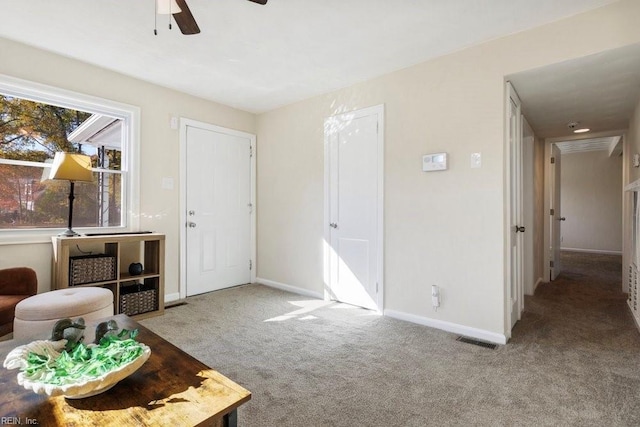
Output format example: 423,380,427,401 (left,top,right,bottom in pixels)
21,329,144,386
